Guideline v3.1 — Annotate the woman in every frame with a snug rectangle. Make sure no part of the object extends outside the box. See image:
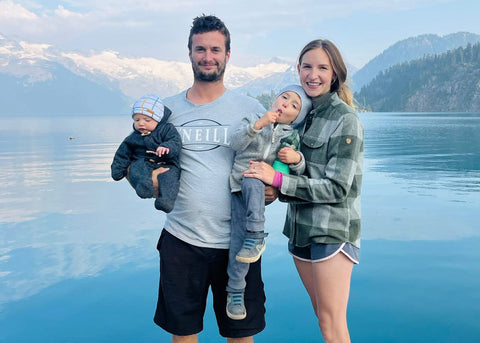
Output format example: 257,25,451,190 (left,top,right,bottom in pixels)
244,39,363,343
